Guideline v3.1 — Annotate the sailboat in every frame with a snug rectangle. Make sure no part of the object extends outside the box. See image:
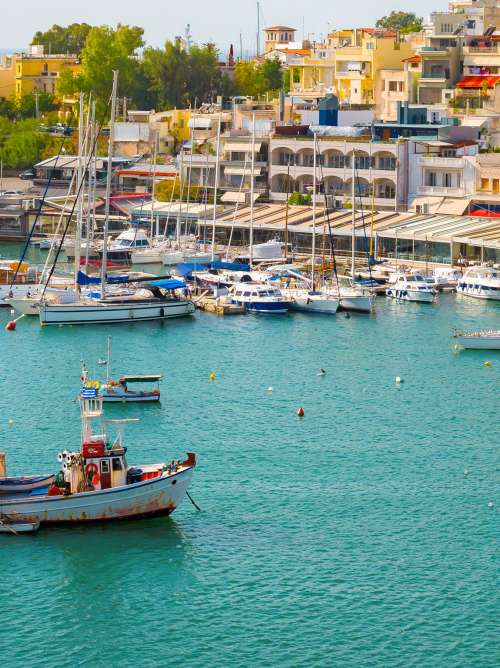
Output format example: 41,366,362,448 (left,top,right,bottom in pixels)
280,131,339,315
38,73,195,326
